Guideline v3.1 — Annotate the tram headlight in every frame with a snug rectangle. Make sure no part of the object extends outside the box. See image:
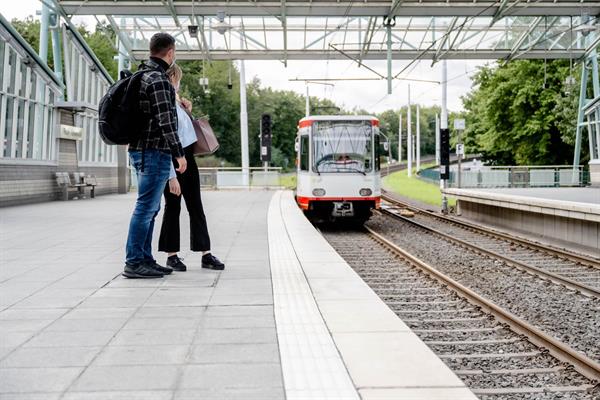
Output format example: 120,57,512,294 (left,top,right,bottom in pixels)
359,188,372,196
312,188,326,197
